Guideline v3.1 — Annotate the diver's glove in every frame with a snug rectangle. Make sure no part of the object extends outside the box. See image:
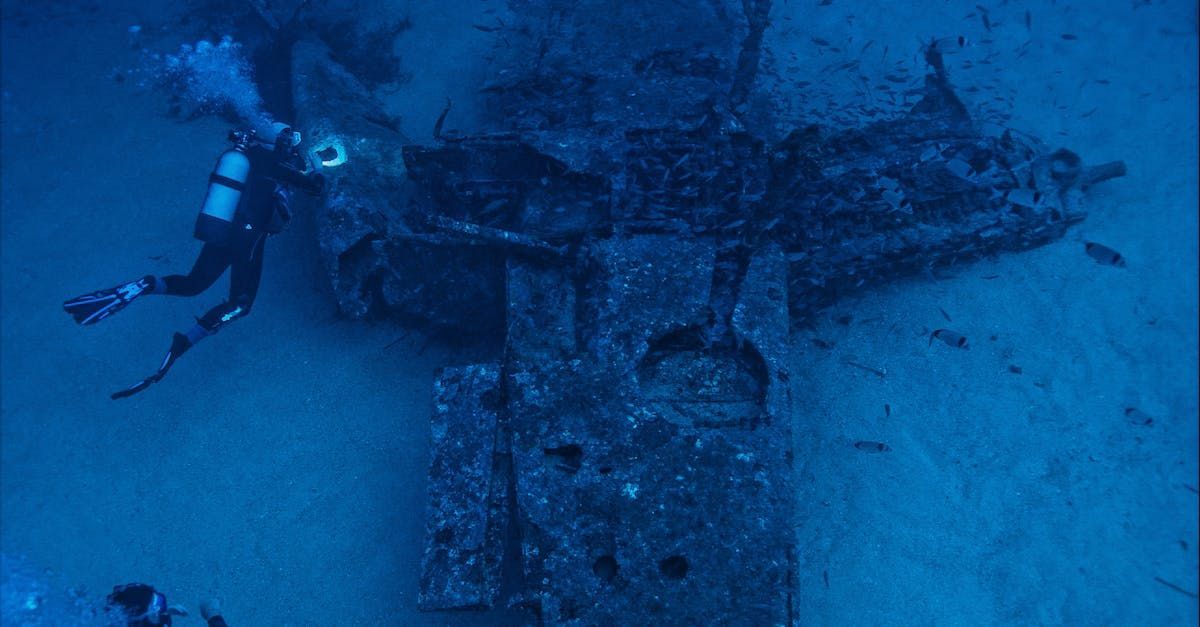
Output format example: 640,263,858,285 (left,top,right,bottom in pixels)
111,332,192,400
304,172,325,196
